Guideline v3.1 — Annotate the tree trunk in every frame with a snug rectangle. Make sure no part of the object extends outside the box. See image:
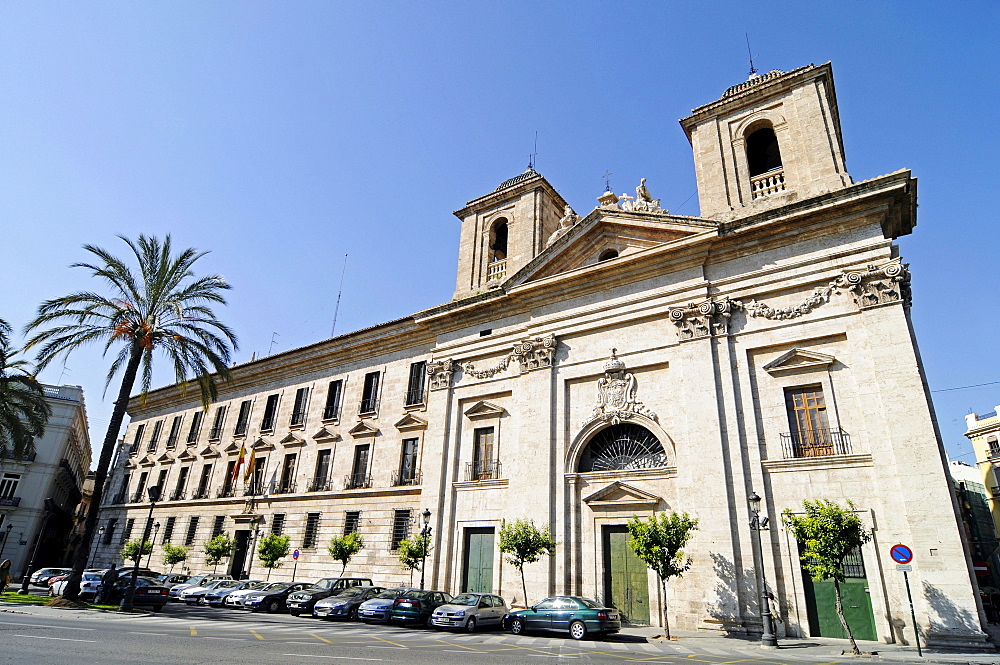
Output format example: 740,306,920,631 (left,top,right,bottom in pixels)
834,578,860,655
62,344,144,601
520,565,528,608
341,561,347,576
661,578,671,640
